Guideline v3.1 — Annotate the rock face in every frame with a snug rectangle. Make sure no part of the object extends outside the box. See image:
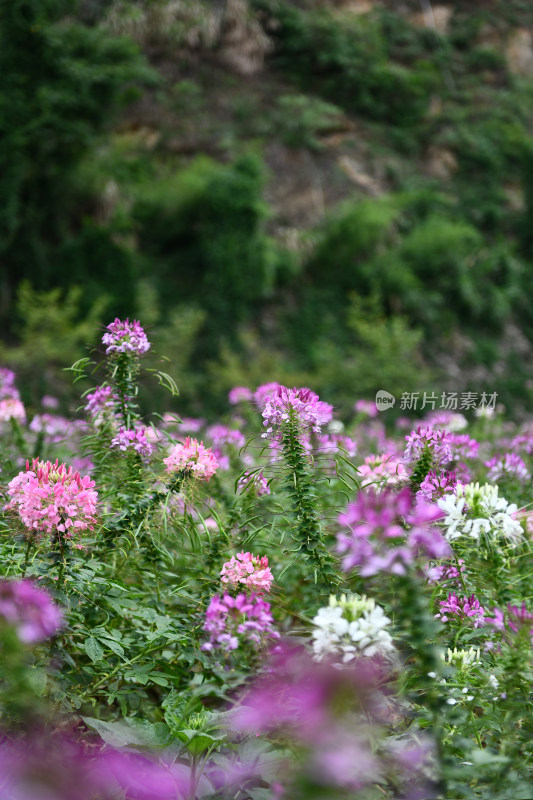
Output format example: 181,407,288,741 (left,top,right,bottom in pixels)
506,29,533,77
410,4,453,35
218,0,272,76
